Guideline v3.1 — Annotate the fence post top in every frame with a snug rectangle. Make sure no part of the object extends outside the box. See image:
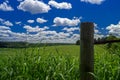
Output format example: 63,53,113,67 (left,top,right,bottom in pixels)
81,22,94,25
81,22,93,24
